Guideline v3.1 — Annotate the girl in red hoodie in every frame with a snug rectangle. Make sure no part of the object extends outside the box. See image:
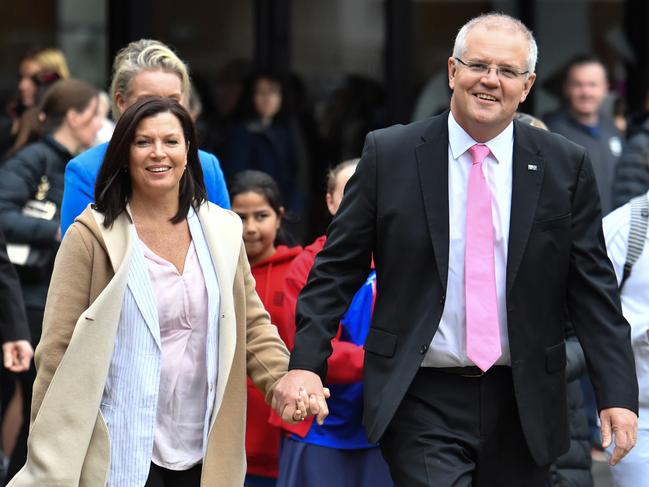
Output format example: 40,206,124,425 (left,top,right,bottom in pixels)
230,170,302,487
